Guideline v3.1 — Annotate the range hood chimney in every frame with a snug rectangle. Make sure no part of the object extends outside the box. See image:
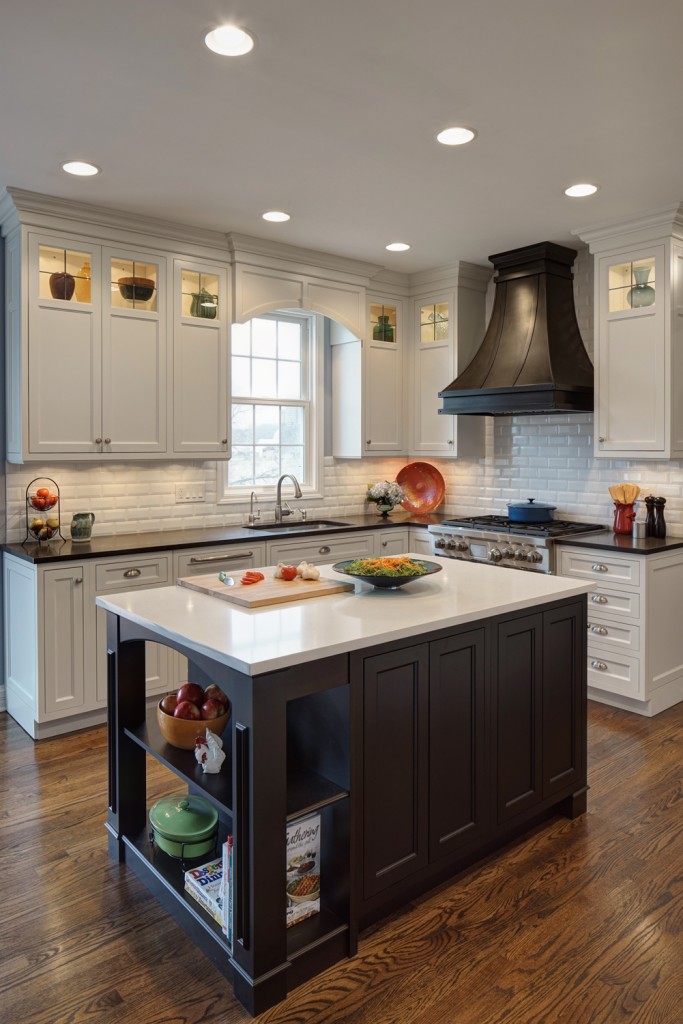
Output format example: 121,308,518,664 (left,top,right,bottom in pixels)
439,241,594,416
